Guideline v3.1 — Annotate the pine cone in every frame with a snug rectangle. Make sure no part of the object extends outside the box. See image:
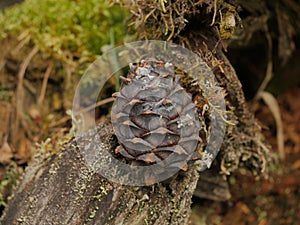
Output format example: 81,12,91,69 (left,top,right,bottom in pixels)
111,59,202,171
